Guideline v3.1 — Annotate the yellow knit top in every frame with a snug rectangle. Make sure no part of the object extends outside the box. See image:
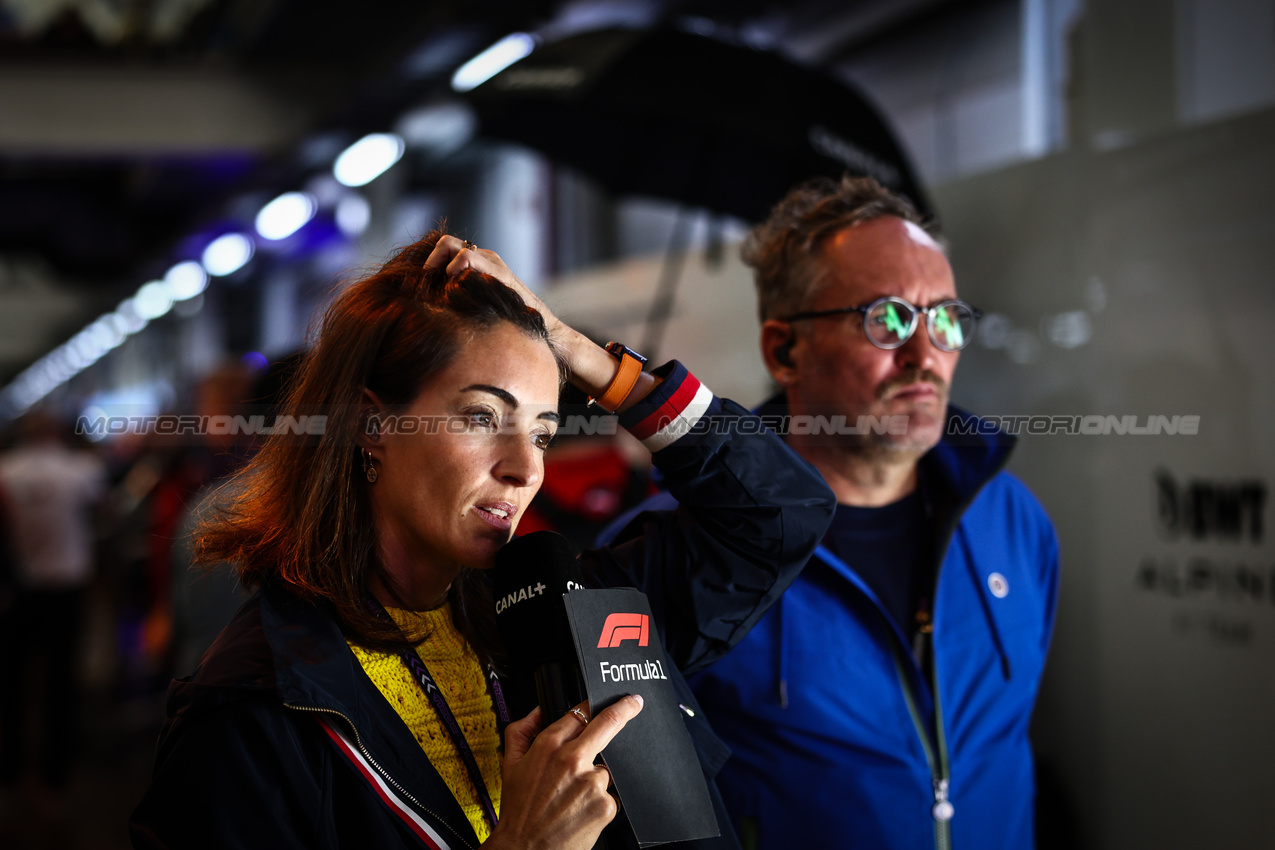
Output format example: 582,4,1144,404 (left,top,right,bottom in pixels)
349,604,502,842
